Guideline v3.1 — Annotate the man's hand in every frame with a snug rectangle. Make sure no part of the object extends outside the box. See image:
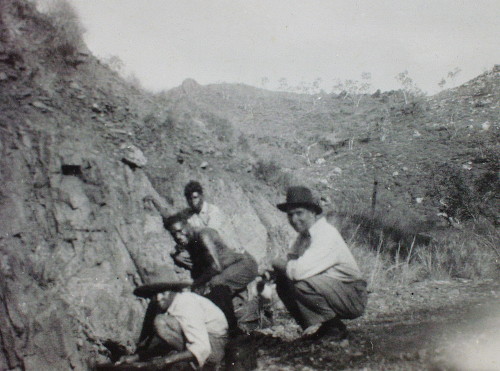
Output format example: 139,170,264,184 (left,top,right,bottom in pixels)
143,195,159,210
192,282,211,295
209,274,224,286
271,258,288,273
173,250,193,269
